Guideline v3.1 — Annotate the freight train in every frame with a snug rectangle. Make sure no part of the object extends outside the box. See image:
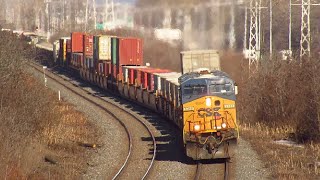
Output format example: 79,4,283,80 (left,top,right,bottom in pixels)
38,32,239,160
